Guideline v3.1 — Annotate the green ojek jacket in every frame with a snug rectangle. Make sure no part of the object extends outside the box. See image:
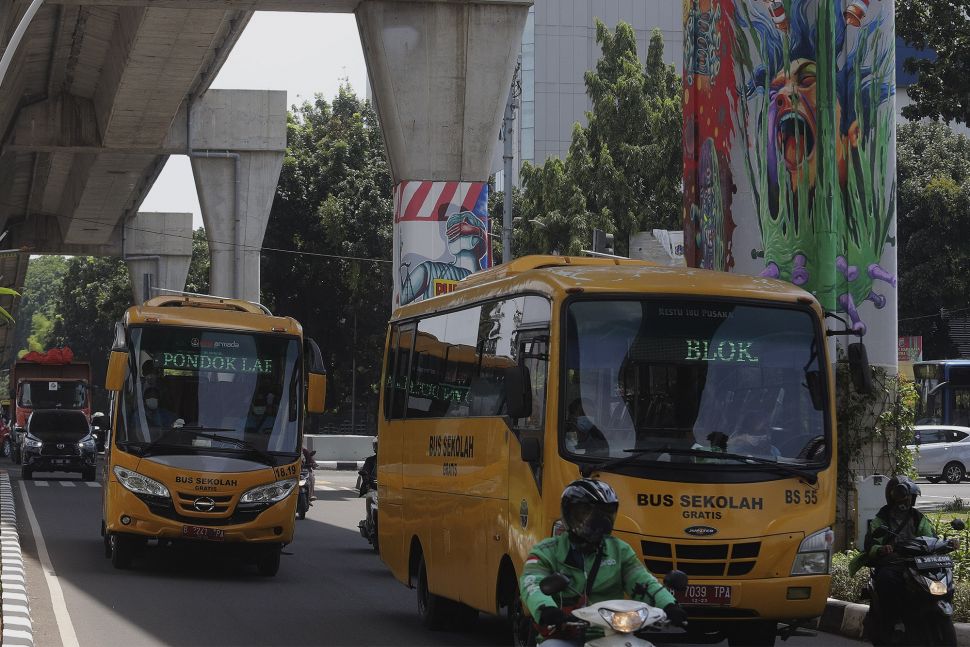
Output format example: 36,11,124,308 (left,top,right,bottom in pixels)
519,533,676,641
848,506,936,576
